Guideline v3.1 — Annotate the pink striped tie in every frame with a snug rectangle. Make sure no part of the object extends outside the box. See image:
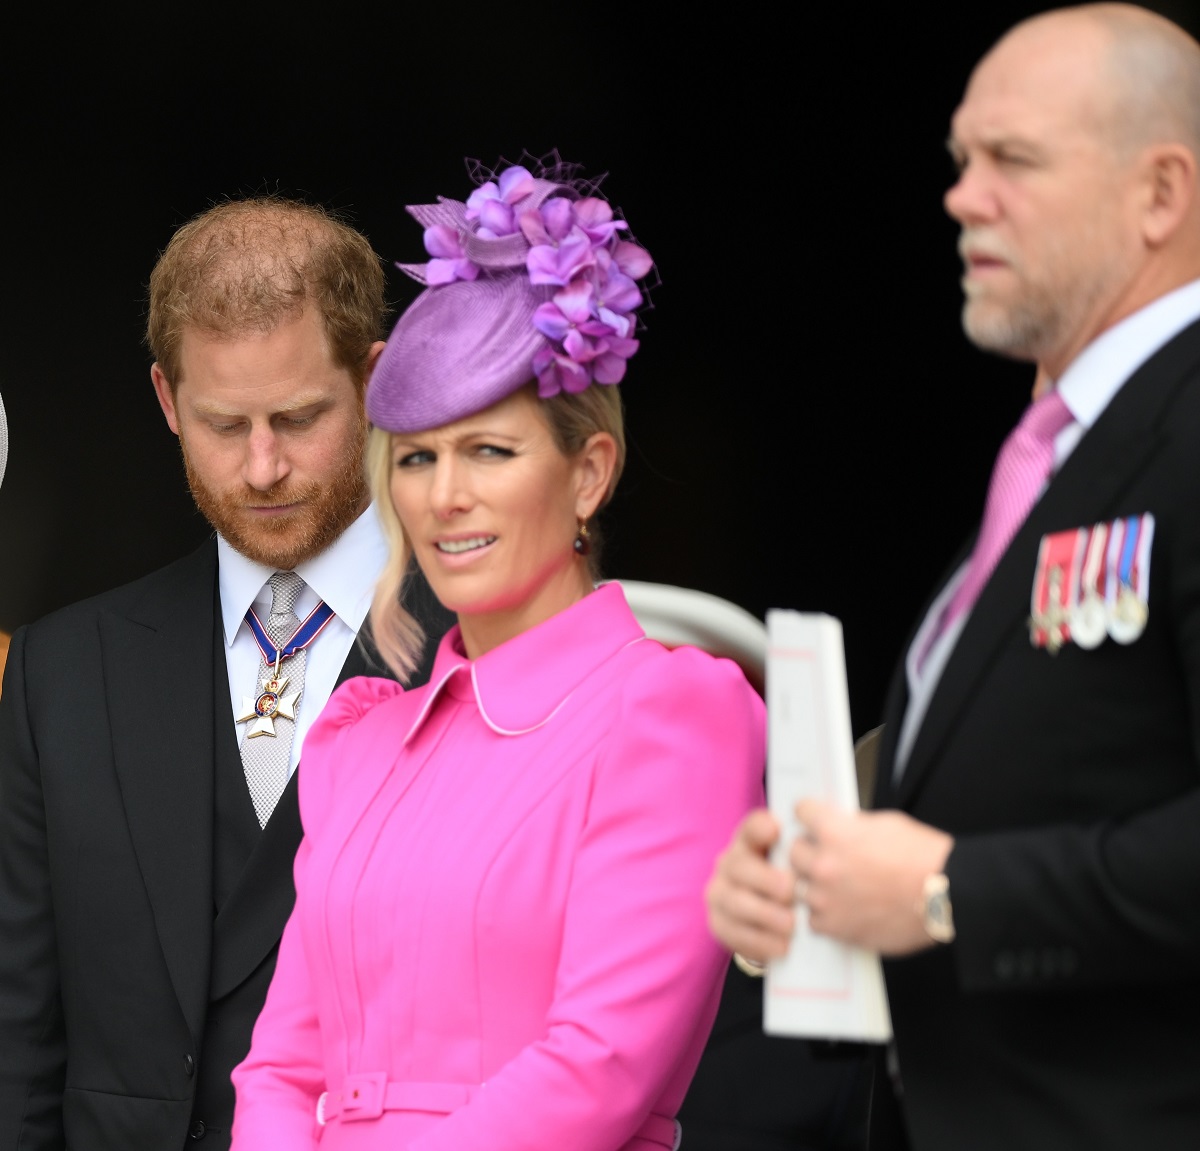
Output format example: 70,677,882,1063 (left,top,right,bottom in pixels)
943,389,1074,629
